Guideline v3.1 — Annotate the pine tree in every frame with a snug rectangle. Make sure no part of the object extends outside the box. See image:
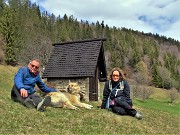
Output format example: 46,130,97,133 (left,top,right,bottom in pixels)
0,5,19,65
